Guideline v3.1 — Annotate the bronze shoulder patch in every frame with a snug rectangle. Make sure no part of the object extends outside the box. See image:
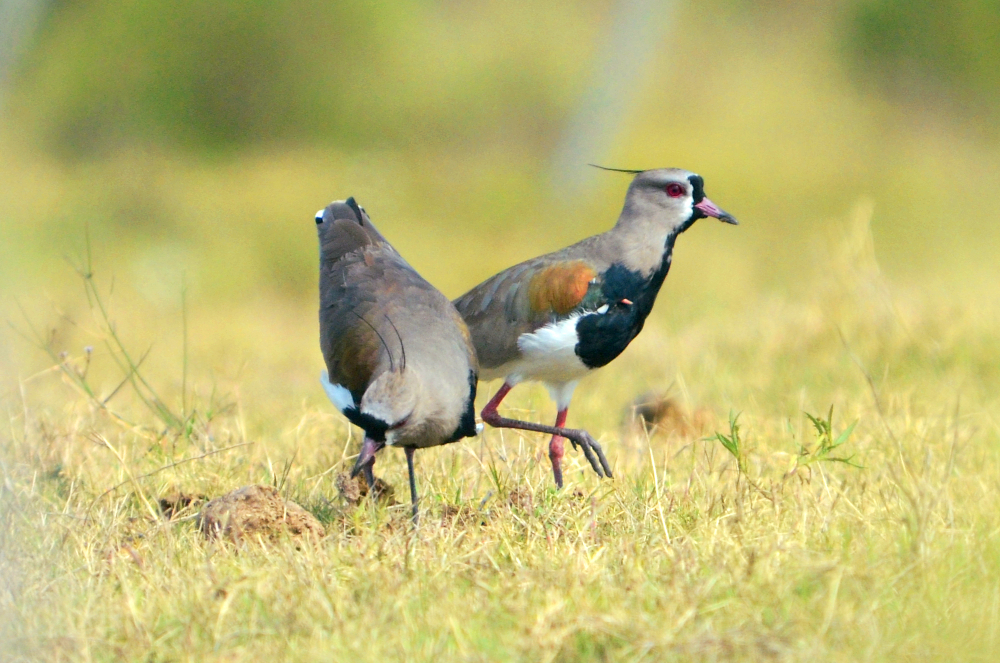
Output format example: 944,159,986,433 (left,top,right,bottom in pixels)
527,261,597,315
